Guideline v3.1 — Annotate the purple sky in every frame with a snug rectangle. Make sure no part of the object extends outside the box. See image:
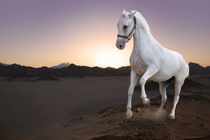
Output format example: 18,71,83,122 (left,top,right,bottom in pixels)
0,0,210,67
